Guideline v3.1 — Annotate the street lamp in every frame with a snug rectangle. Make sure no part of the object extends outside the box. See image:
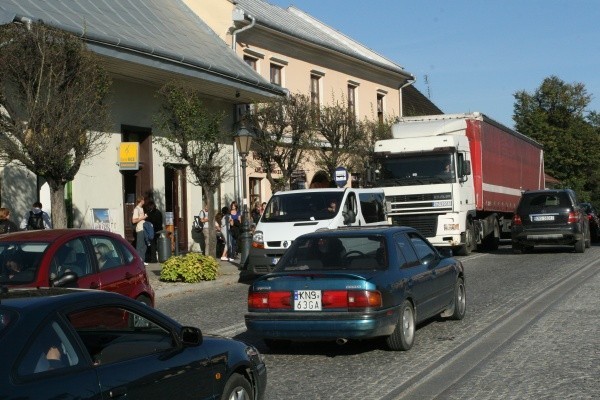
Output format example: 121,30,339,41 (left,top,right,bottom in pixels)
234,126,254,266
